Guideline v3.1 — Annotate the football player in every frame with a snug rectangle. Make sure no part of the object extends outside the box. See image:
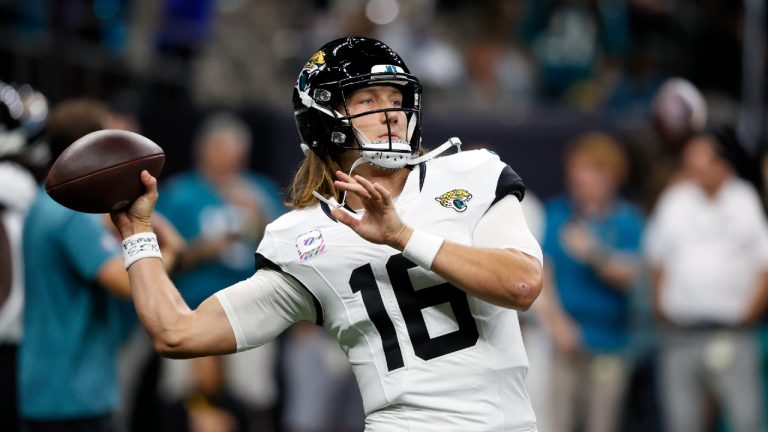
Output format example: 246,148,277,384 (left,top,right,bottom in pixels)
113,37,544,431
